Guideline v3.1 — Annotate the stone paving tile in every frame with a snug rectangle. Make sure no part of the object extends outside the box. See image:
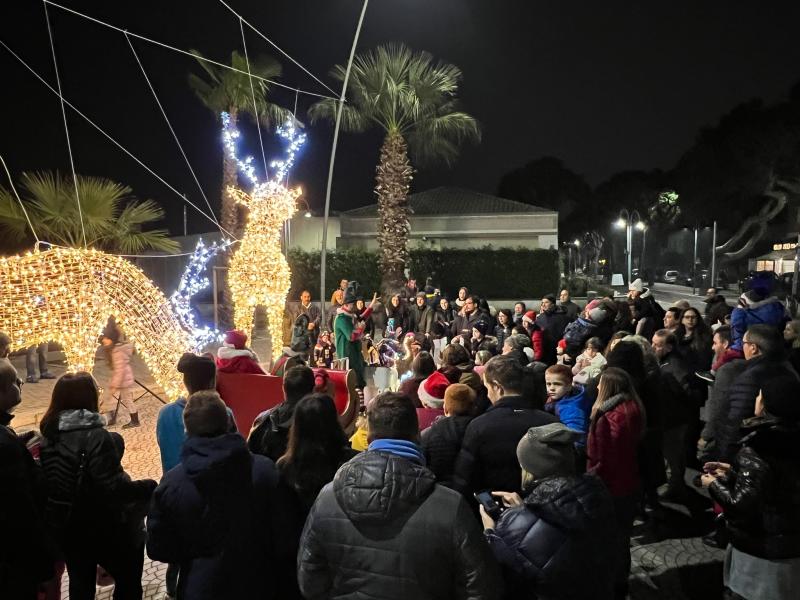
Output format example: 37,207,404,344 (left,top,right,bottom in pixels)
9,352,726,599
